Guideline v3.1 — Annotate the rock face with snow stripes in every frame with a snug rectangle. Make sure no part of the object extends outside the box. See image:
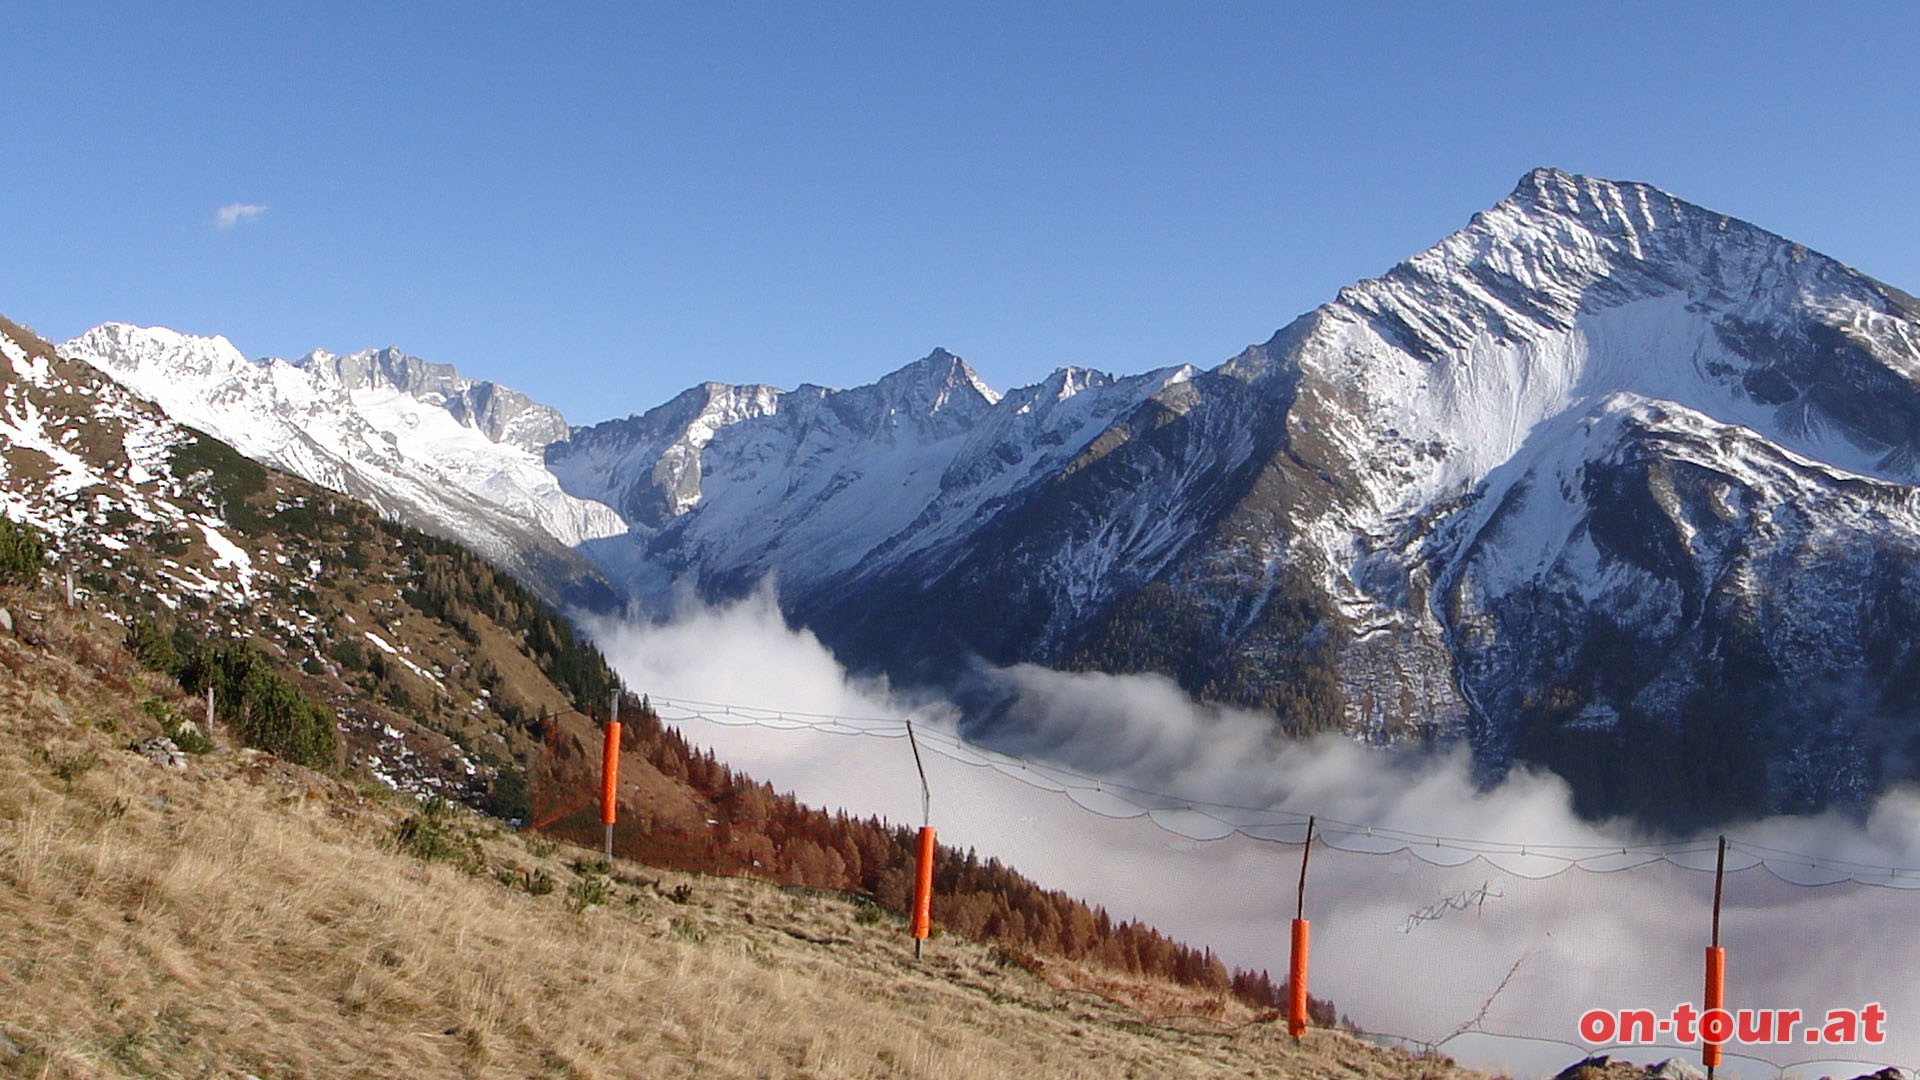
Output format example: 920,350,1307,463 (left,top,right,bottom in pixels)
1269,168,1920,824
61,169,1920,825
